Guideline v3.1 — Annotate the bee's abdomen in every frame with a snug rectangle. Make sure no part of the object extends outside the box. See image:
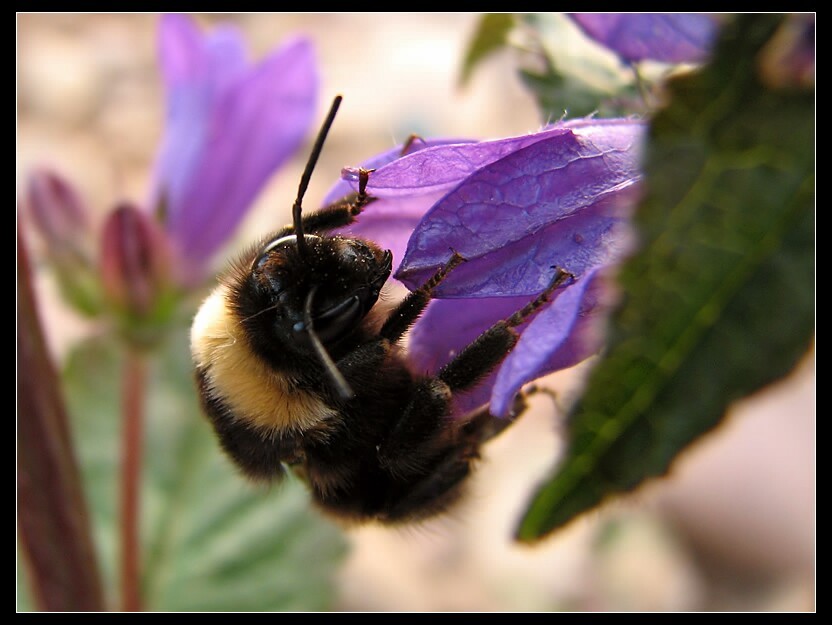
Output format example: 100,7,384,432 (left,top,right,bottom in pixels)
195,366,304,481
